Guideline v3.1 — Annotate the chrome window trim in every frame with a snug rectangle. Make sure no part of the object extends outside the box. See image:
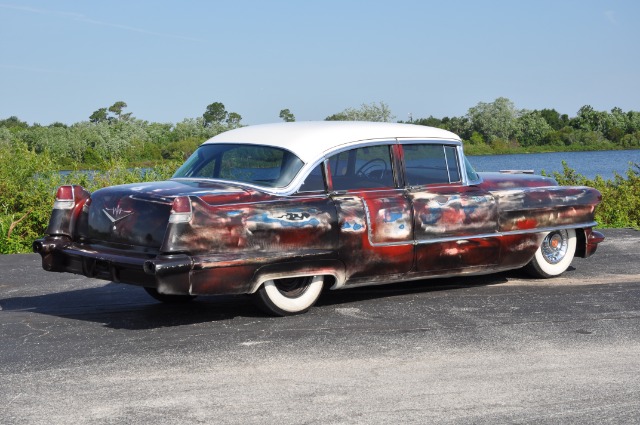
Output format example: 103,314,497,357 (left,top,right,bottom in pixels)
442,145,452,183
